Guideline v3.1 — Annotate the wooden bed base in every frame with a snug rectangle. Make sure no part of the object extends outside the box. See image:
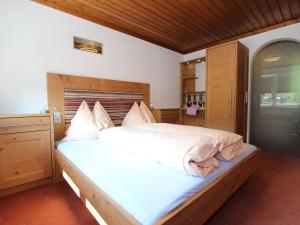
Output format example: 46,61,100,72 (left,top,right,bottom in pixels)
55,148,260,225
